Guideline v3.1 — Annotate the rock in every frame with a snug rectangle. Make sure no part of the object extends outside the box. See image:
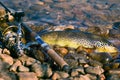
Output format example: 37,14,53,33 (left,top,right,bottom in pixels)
52,71,69,80
78,57,88,64
88,52,113,64
0,54,13,65
88,60,103,67
18,65,29,72
71,69,79,77
31,63,52,78
54,47,68,57
72,75,91,80
85,66,104,75
108,69,120,75
70,66,85,77
104,63,120,71
72,66,85,74
18,55,37,65
0,72,17,80
80,75,91,80
2,48,10,55
0,60,10,72
9,60,22,72
86,74,97,80
0,48,2,54
64,59,78,68
17,72,38,80
25,57,36,66
35,1,45,6
99,74,106,80
107,74,120,80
